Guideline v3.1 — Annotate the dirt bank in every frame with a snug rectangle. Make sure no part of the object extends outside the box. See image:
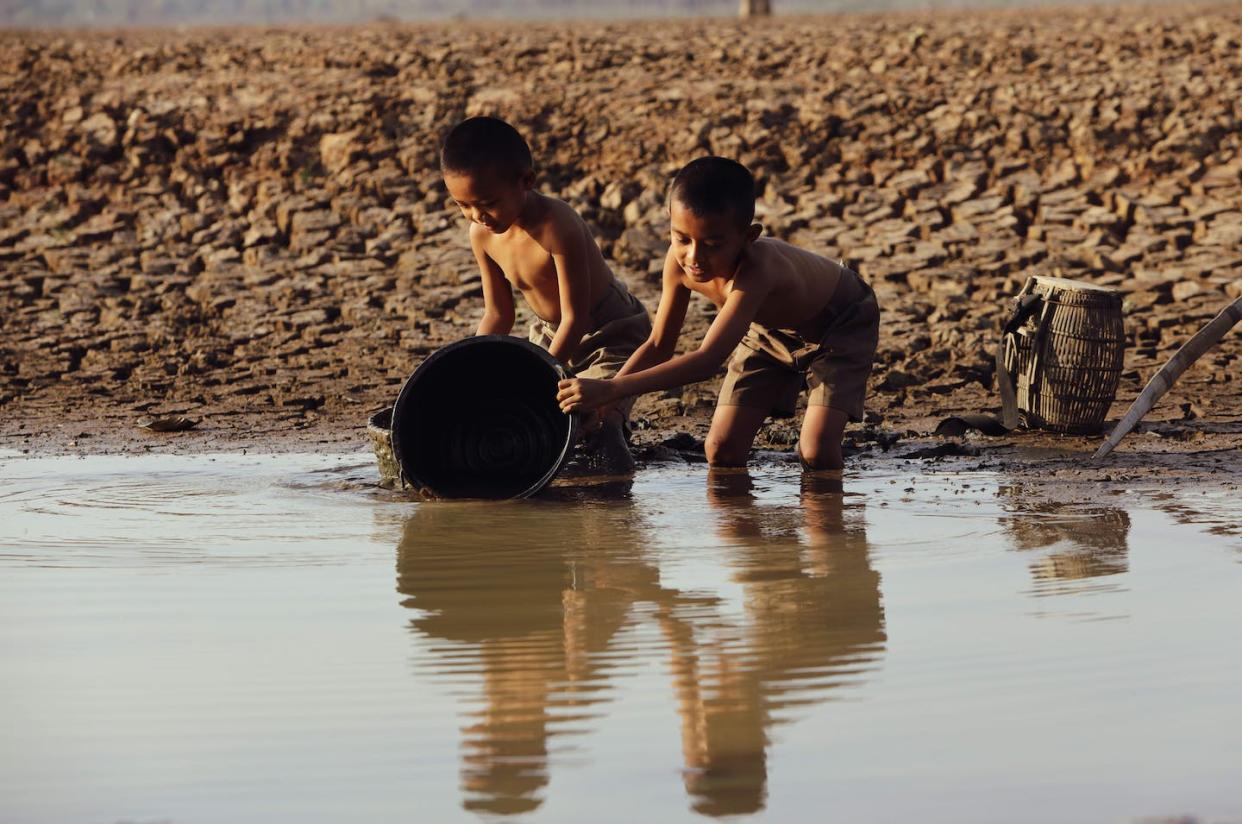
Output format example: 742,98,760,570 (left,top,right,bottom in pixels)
1,4,1240,485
